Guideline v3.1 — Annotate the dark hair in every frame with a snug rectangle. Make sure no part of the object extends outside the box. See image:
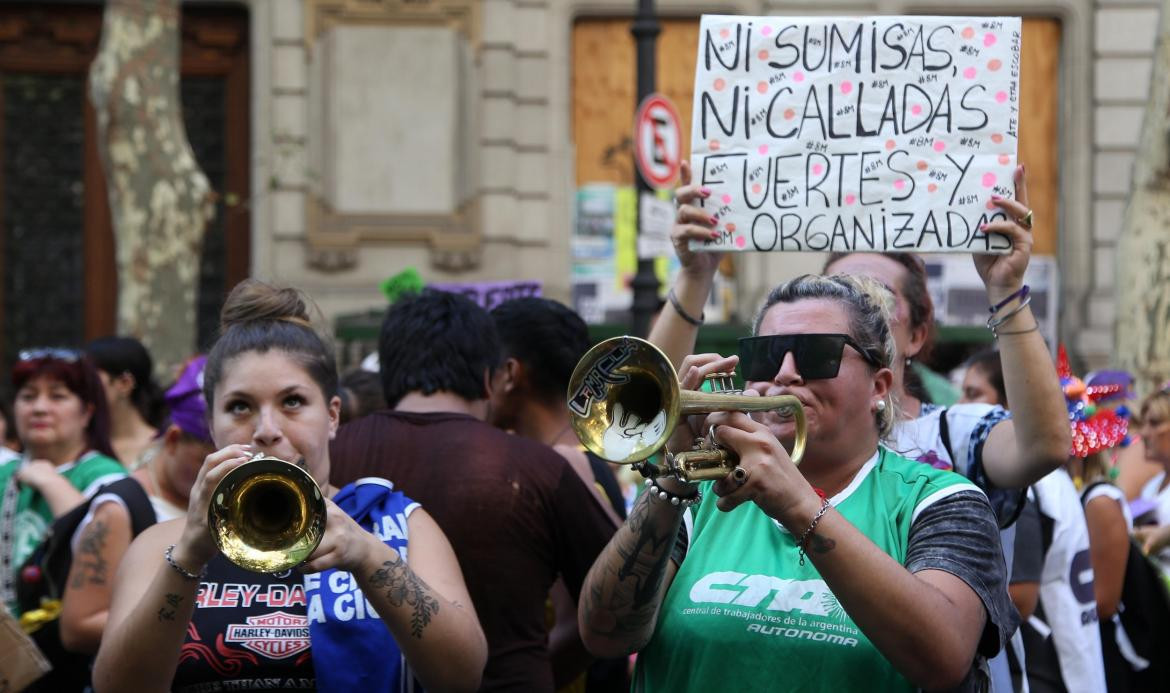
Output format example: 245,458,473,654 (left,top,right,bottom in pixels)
753,274,898,436
338,369,386,423
86,336,167,428
491,298,591,403
378,289,500,408
204,279,339,408
963,349,1007,407
12,353,116,459
824,252,936,363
